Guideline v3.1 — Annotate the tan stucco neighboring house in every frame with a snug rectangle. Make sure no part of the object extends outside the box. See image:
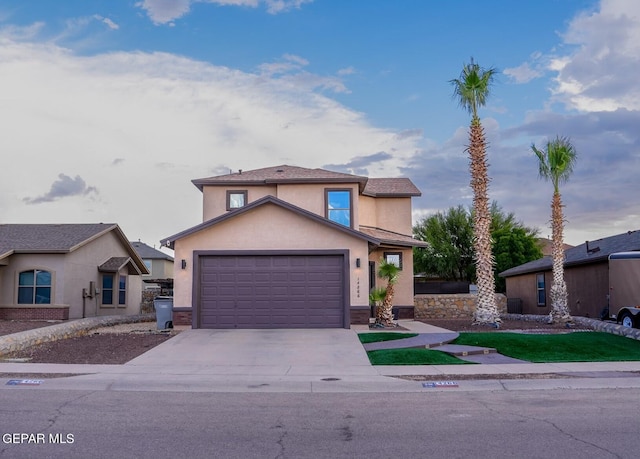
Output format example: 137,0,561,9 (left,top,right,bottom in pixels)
130,241,174,291
0,224,148,320
161,165,427,329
